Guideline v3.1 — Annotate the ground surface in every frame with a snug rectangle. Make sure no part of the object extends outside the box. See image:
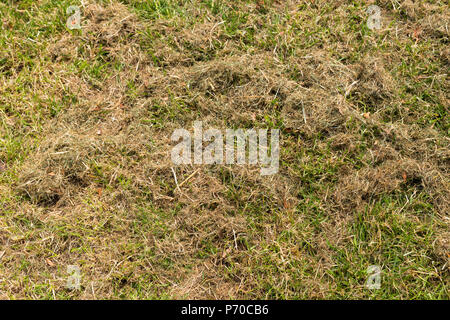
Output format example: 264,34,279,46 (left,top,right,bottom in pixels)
0,0,449,299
